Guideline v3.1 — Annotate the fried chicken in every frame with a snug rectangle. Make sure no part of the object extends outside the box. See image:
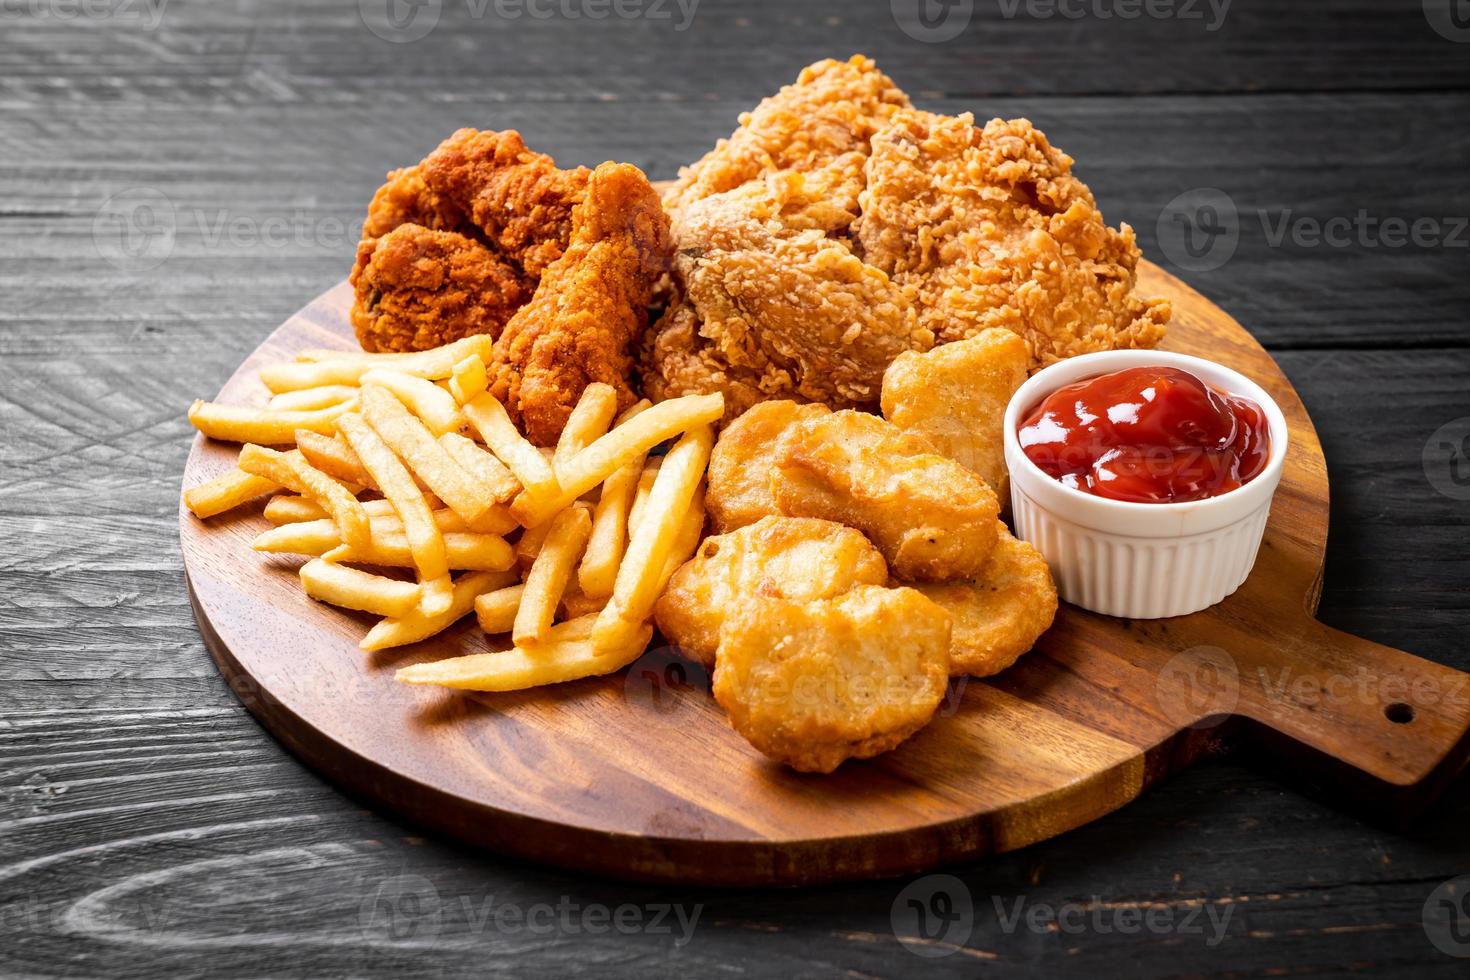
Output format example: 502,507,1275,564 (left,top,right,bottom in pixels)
643,58,1170,418
487,161,673,445
349,129,589,353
